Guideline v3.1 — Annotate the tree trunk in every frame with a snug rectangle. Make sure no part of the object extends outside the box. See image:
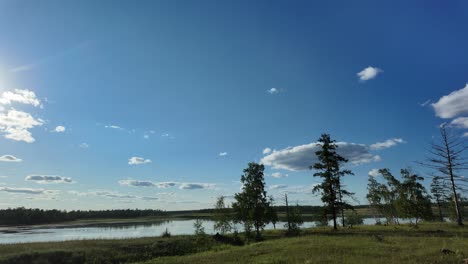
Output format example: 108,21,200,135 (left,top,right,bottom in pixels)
442,128,463,226
436,200,443,222
285,194,291,232
337,182,345,227
332,203,337,230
